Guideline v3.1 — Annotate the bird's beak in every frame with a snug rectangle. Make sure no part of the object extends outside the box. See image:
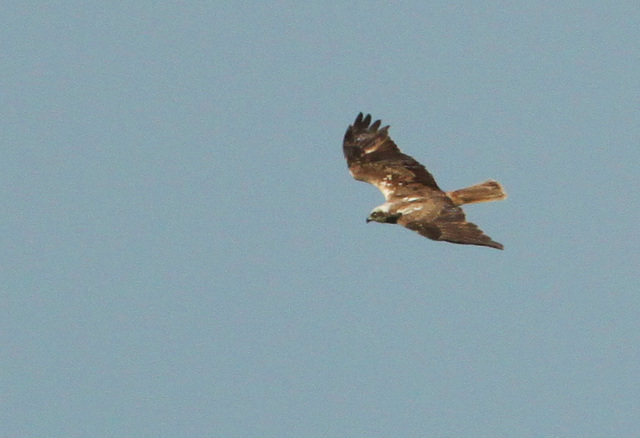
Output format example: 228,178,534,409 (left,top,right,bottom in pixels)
366,217,371,223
